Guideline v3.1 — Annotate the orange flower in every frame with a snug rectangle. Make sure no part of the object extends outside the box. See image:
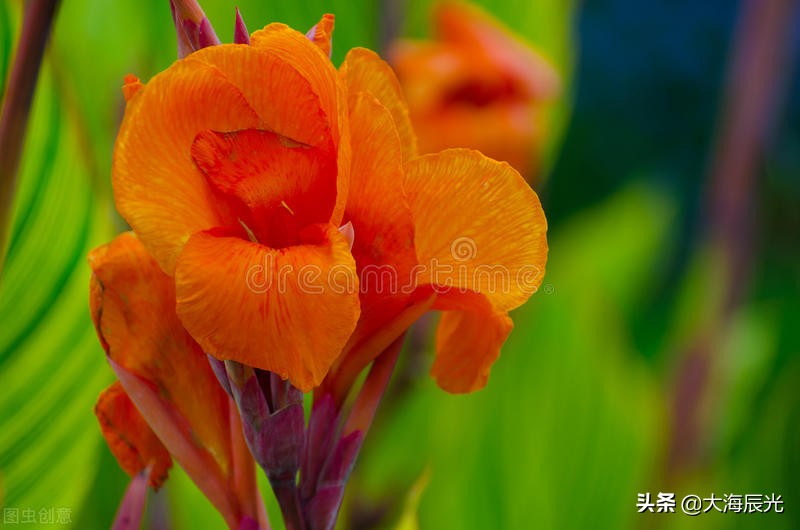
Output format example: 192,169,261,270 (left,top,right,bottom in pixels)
388,2,560,180
109,13,546,398
90,233,261,529
95,382,172,489
319,46,549,398
114,24,360,392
